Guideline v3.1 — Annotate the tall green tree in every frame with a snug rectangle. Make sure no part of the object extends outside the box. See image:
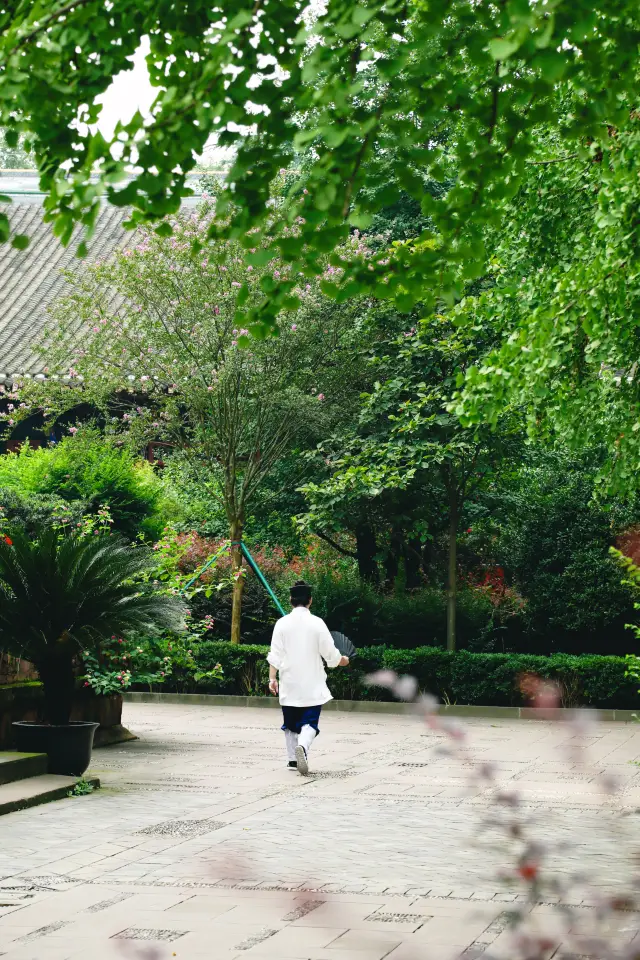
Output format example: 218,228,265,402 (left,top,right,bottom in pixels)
5,1,640,480
2,2,638,326
22,210,360,642
469,446,639,653
301,315,518,650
